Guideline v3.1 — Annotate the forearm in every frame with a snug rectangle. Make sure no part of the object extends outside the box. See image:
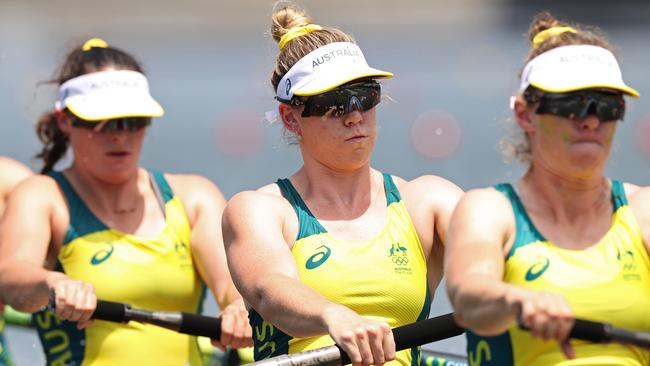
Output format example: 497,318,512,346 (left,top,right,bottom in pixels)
211,279,245,310
251,274,347,338
450,275,518,336
0,262,65,312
